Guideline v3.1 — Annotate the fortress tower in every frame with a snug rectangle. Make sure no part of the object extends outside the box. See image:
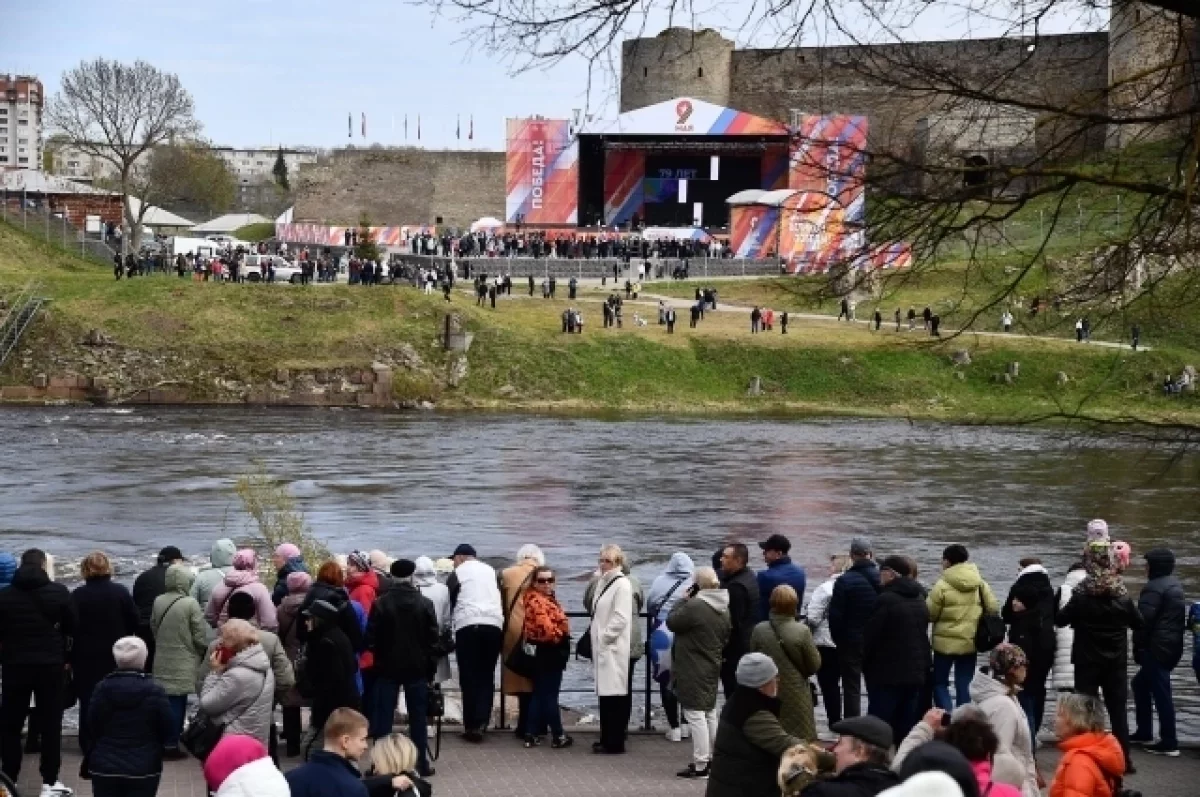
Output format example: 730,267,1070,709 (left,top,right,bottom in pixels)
620,28,734,112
